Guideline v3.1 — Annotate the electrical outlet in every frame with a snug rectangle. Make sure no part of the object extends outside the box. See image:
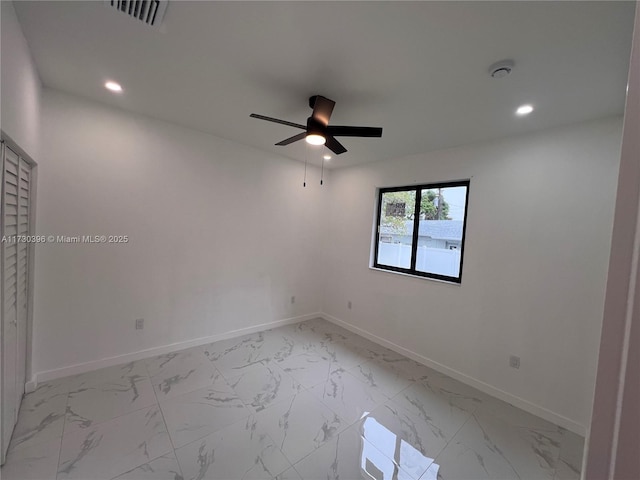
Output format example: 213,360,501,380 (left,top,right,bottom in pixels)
348,300,352,310
291,296,295,304
135,318,144,330
509,355,520,369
